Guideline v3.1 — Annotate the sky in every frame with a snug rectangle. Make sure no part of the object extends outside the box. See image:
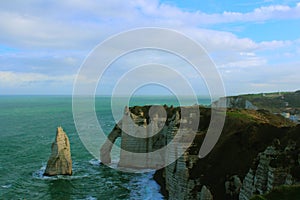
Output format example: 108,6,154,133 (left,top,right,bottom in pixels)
0,0,299,96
